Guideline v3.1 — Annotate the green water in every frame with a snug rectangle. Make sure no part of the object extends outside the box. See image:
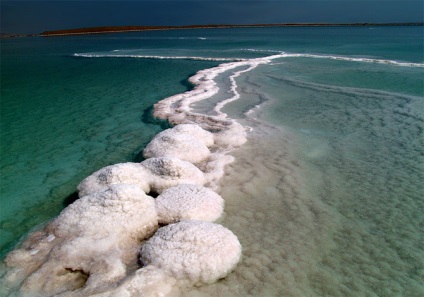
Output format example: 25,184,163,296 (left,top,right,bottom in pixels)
0,36,216,256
